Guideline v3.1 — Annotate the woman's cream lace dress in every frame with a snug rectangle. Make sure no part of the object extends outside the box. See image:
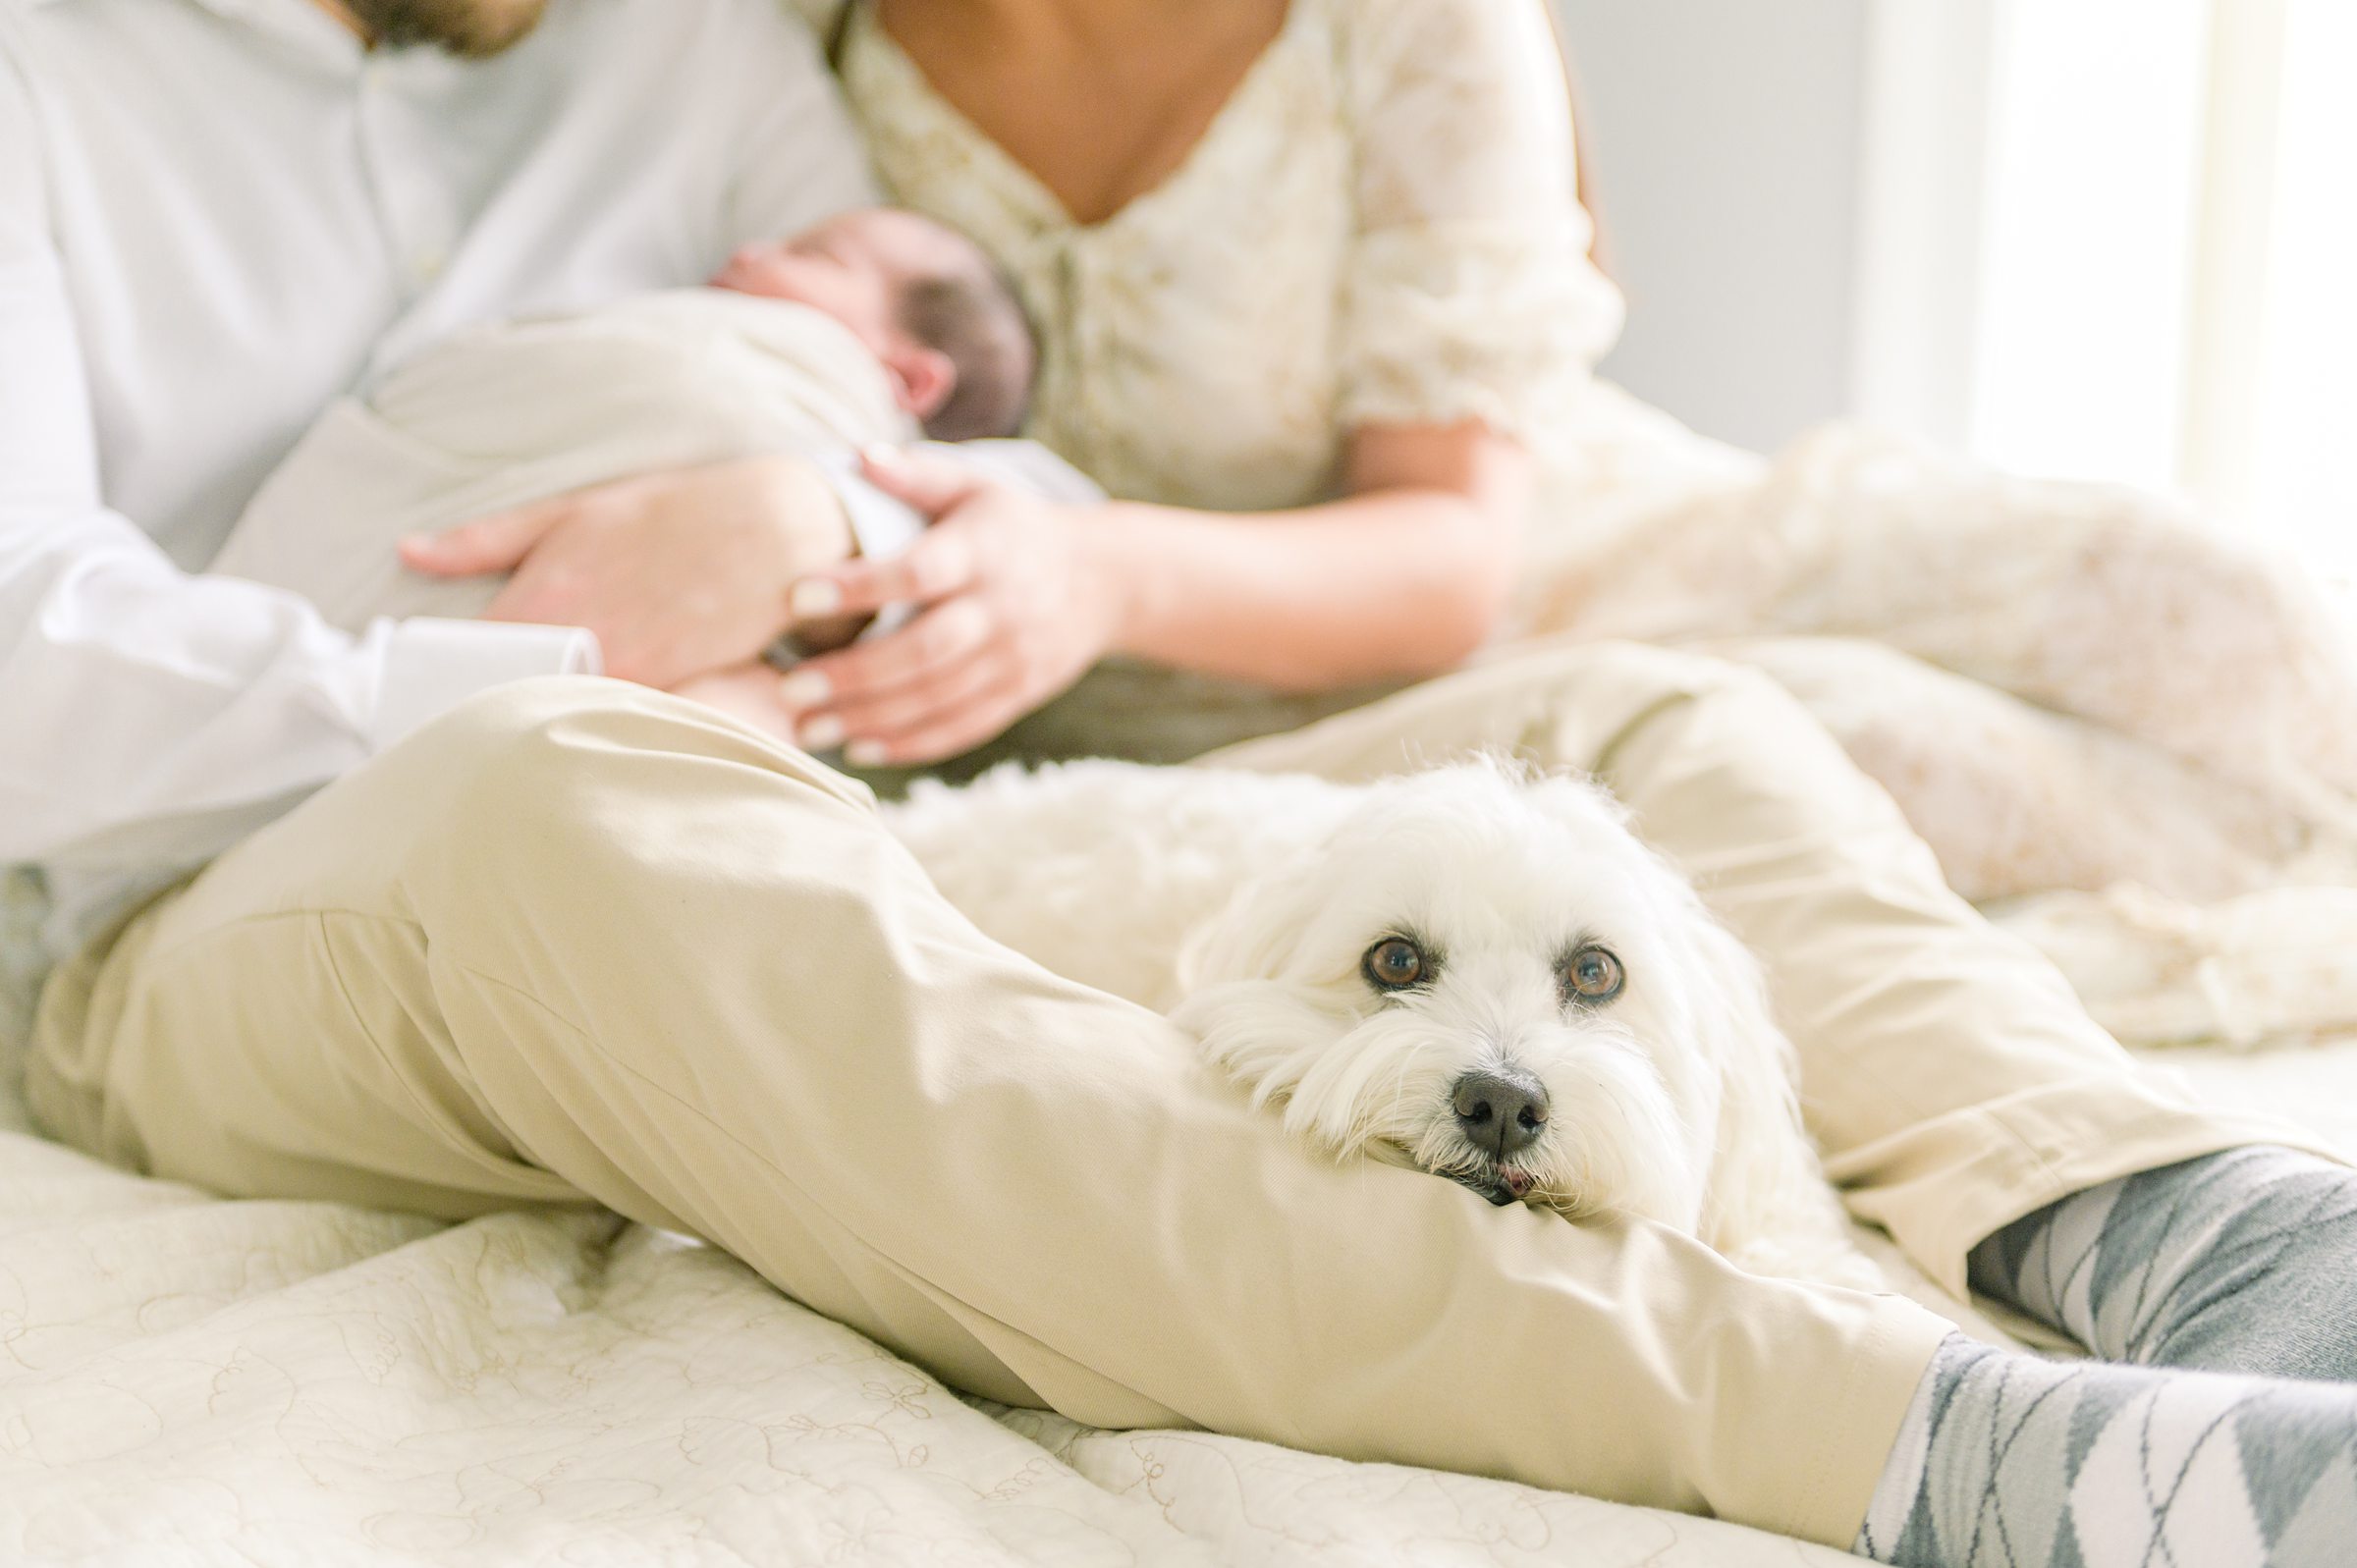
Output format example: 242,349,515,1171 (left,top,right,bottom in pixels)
812,0,2357,1049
